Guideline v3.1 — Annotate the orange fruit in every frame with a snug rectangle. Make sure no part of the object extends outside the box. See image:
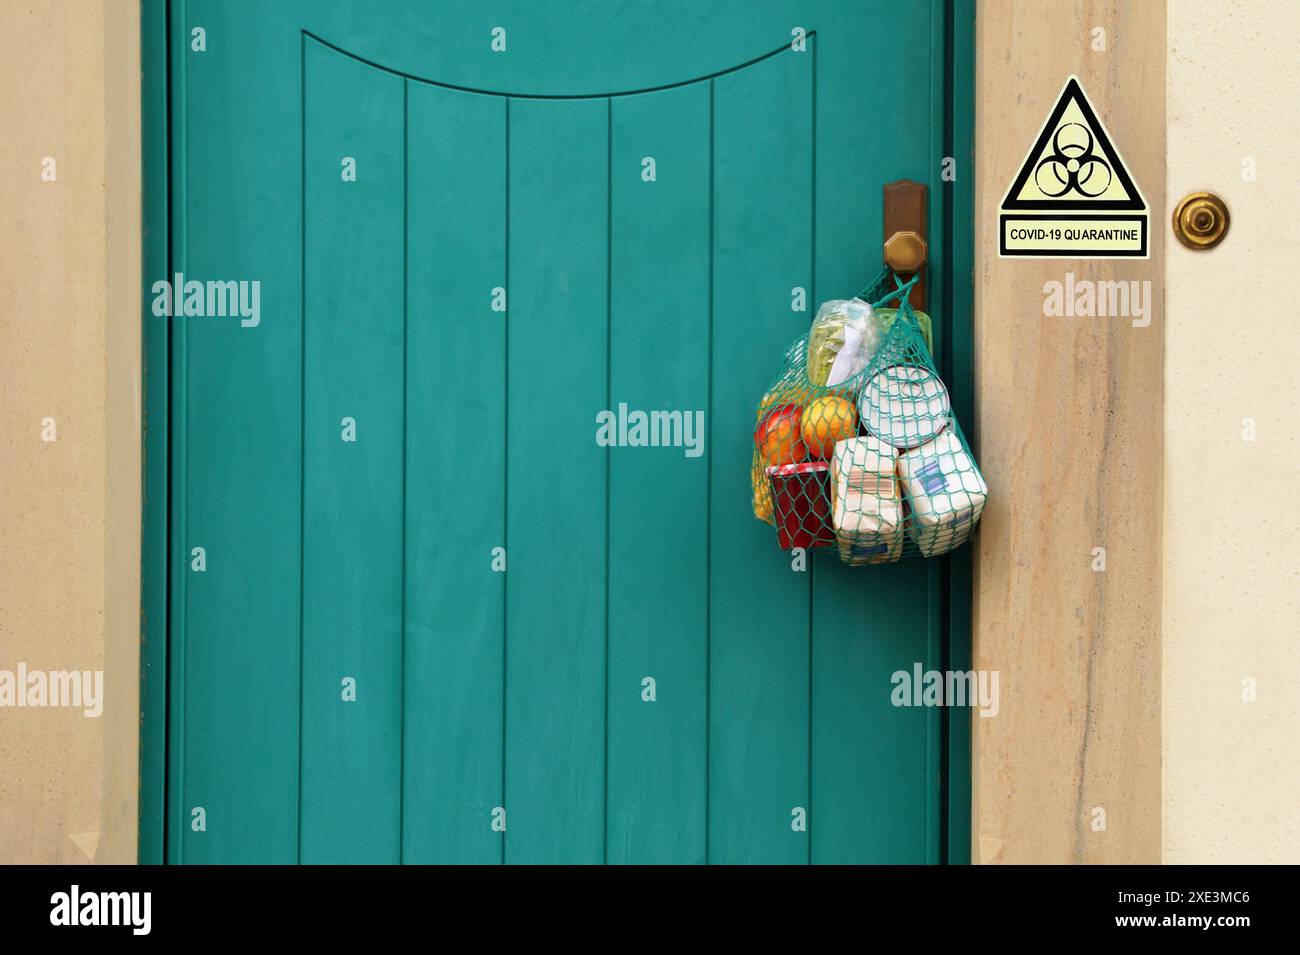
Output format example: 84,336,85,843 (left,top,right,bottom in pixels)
801,395,857,459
